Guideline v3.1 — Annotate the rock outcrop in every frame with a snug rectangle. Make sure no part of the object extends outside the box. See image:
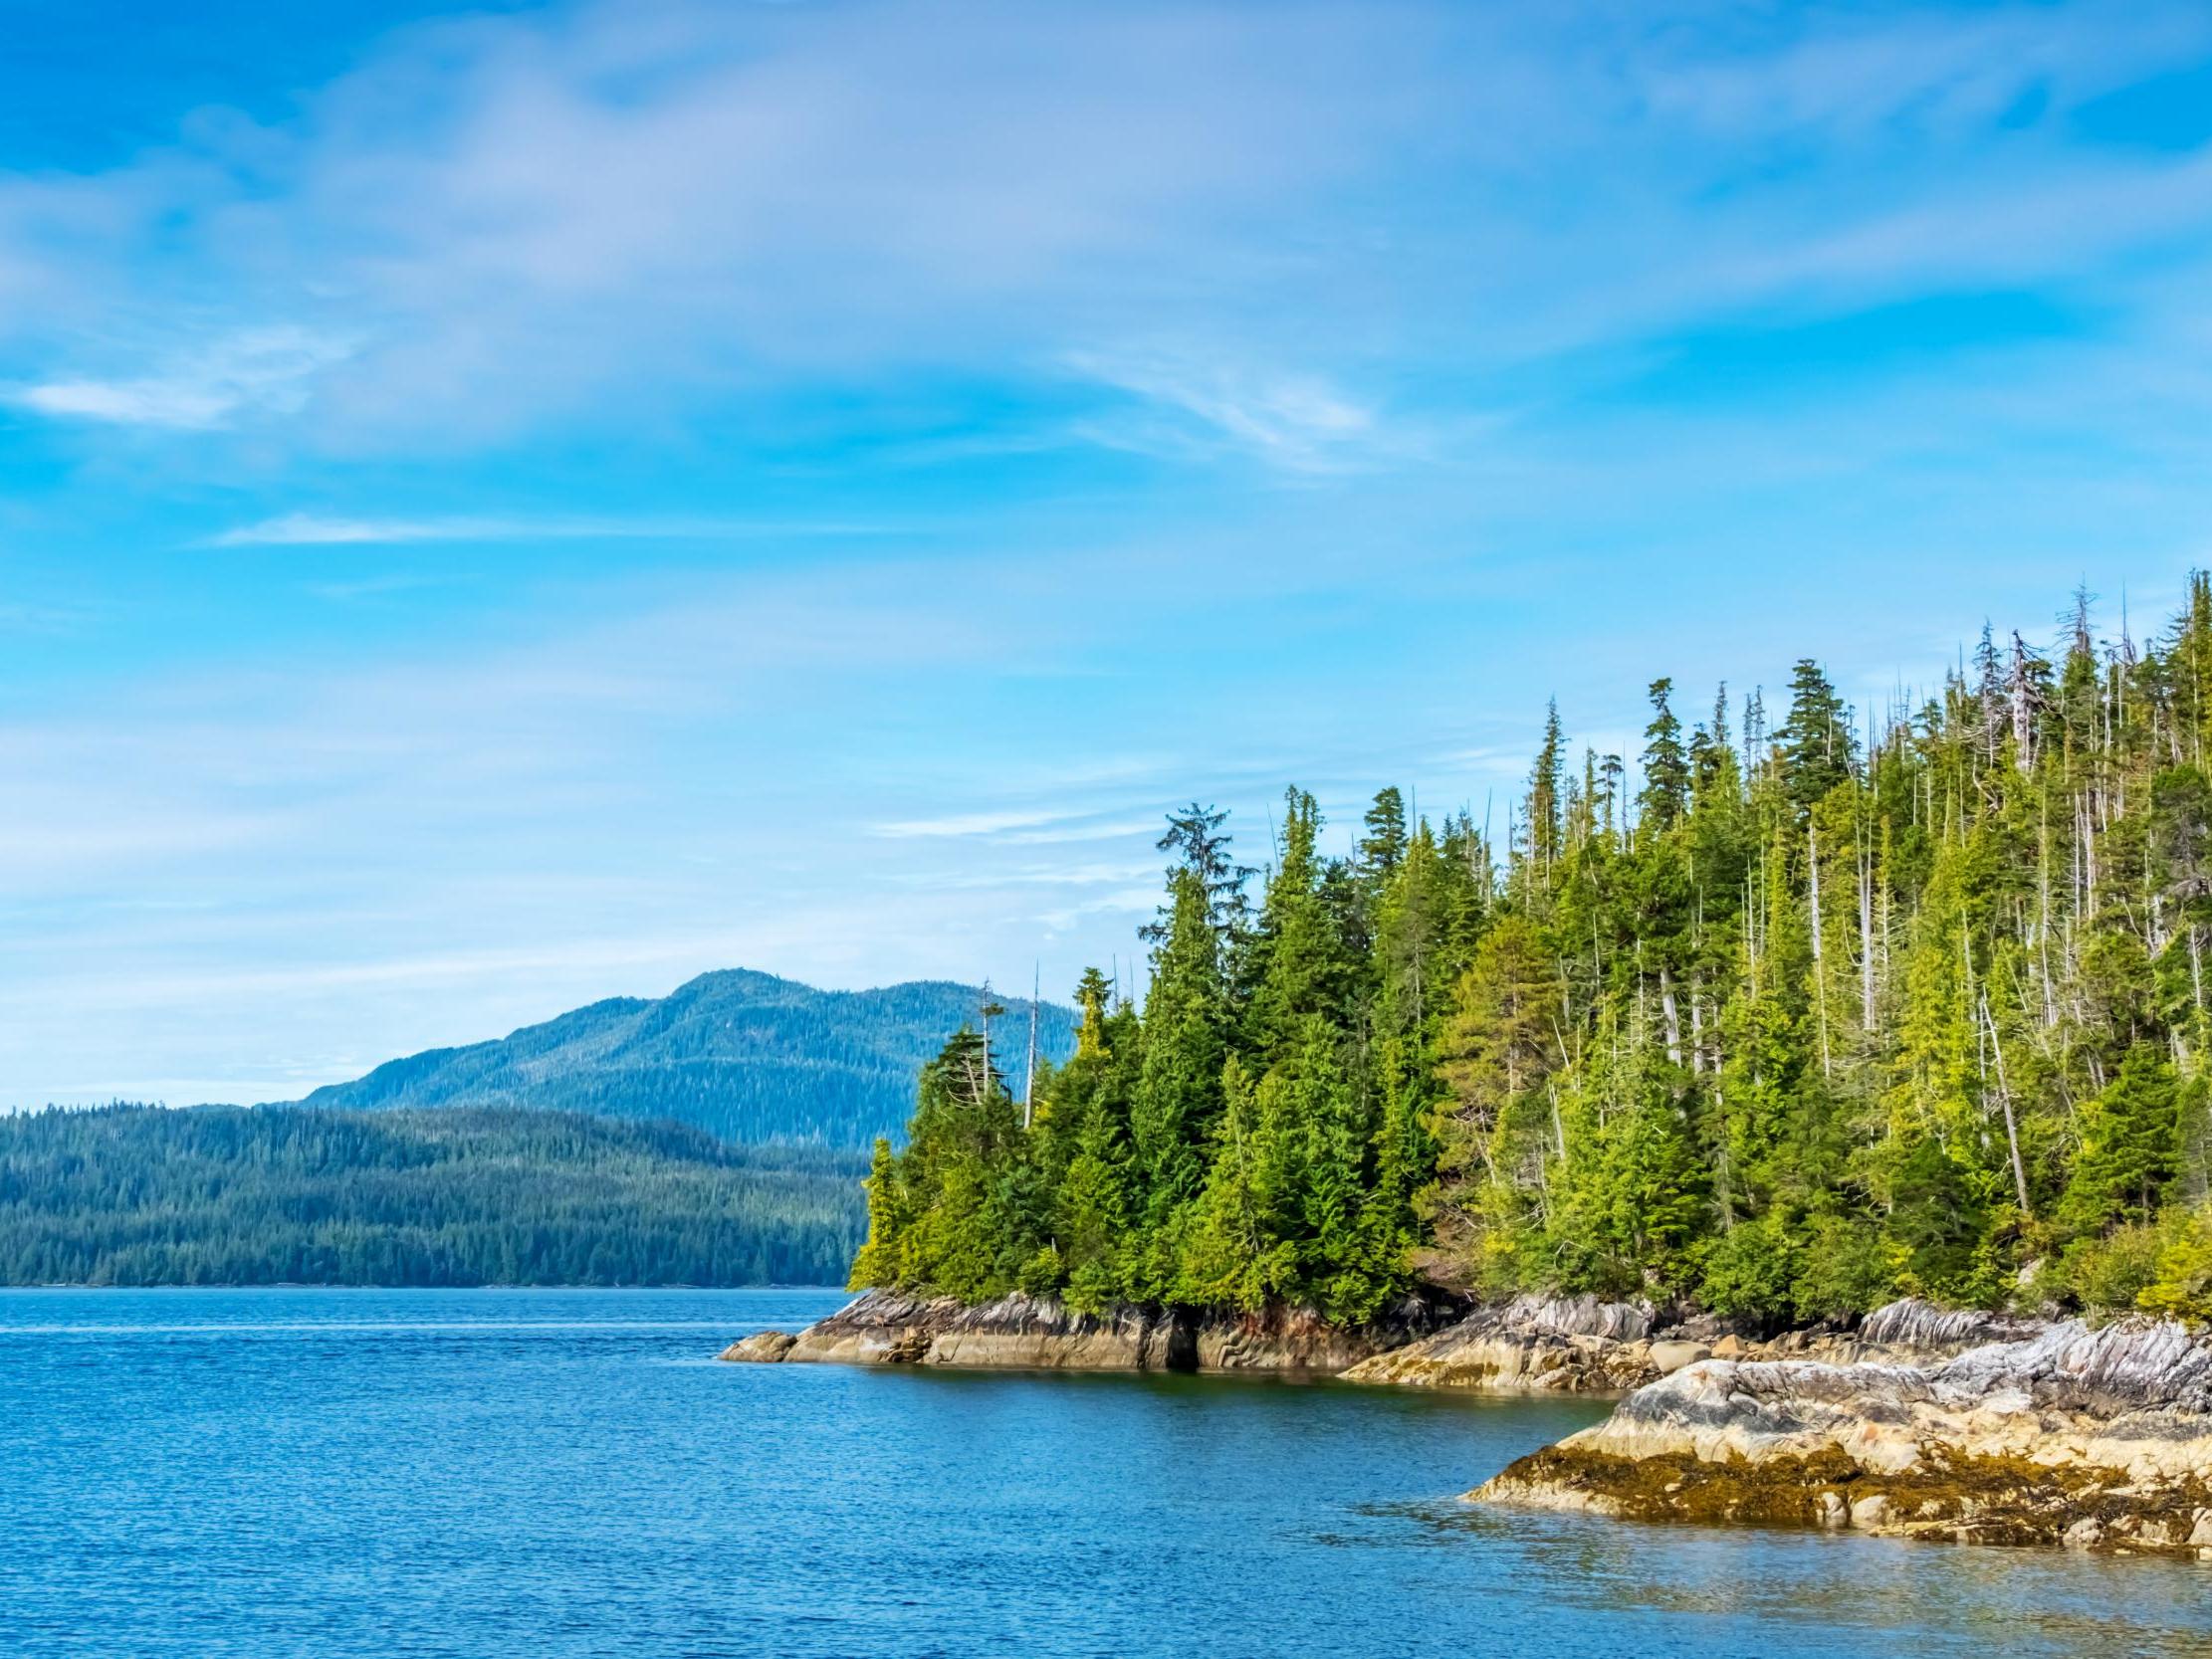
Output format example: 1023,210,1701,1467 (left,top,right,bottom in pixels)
726,1290,2050,1393
720,1289,1436,1374
1473,1315,2212,1556
1341,1295,1672,1393
1339,1294,2014,1395
718,1330,797,1362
